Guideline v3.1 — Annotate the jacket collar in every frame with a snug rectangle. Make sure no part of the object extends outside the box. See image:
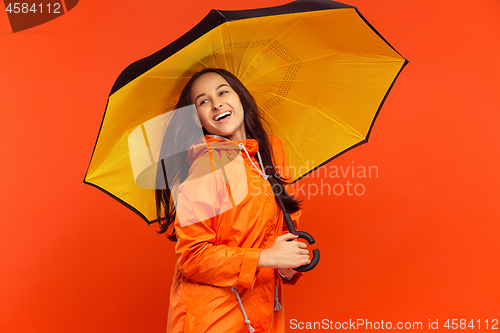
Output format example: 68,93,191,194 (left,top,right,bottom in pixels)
205,134,259,155
186,134,259,165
